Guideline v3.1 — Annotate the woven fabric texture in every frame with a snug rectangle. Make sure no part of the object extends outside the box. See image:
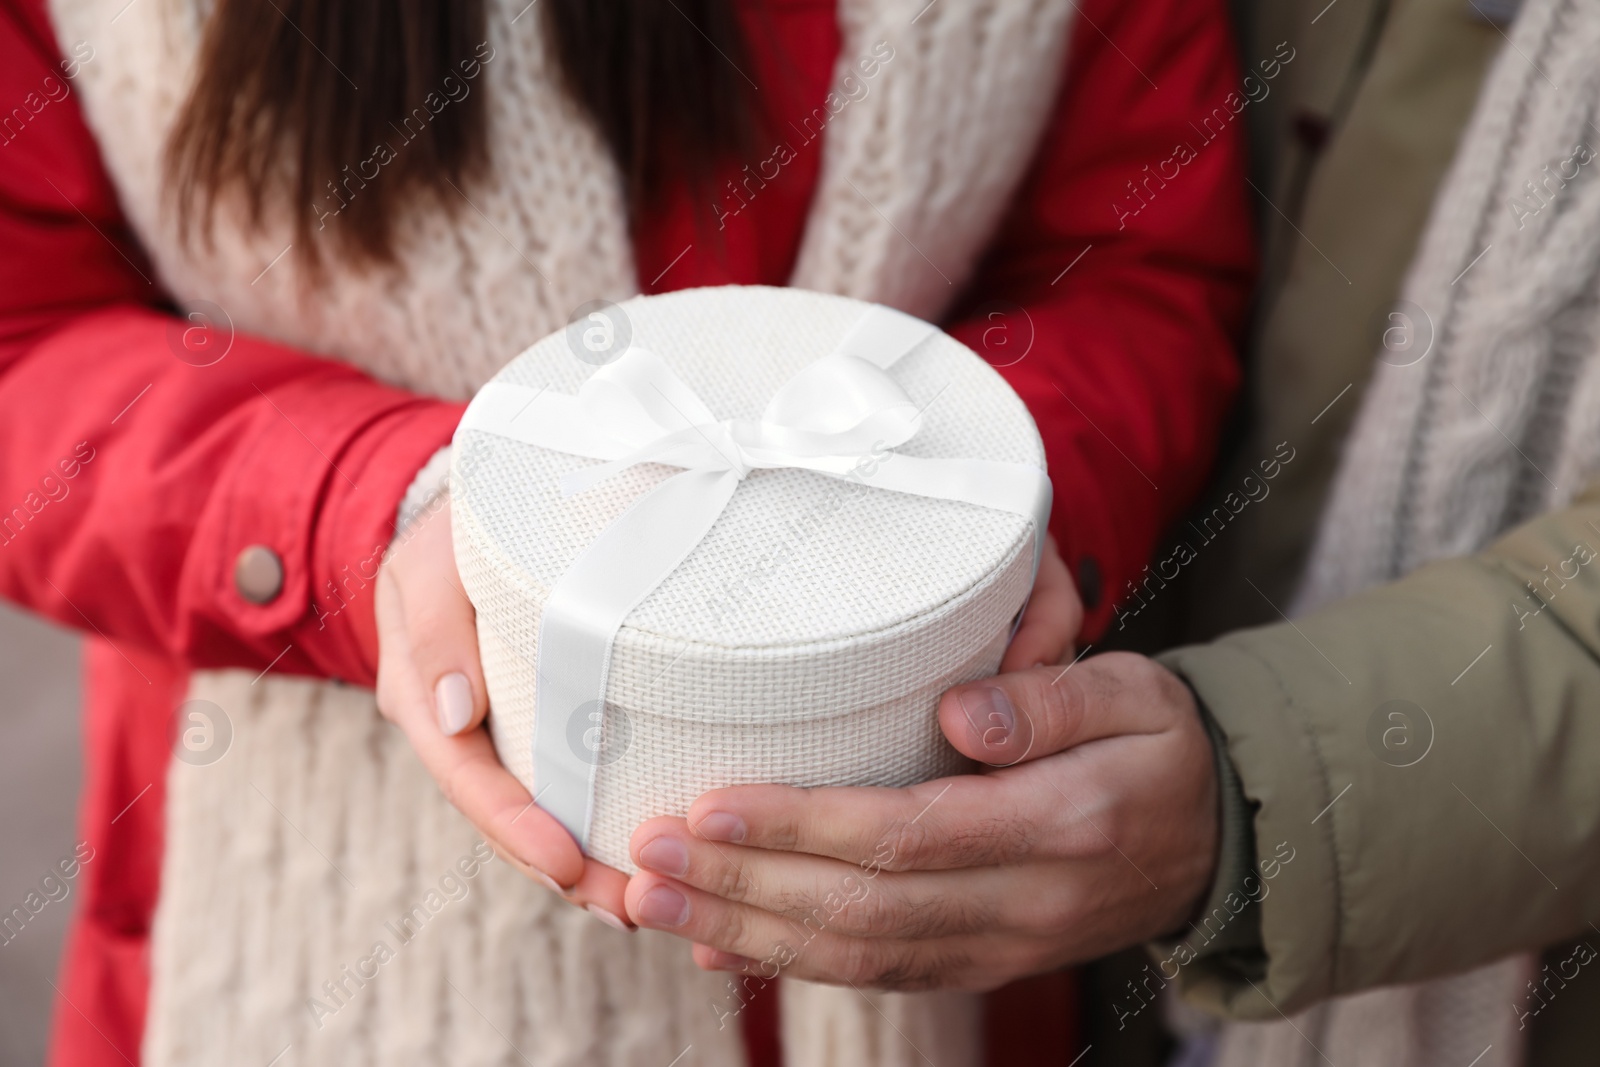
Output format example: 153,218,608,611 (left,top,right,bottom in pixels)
454,286,1043,869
